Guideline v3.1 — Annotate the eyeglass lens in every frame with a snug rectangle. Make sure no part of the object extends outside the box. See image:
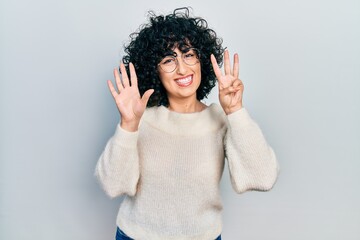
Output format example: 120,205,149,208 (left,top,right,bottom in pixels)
159,48,200,73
